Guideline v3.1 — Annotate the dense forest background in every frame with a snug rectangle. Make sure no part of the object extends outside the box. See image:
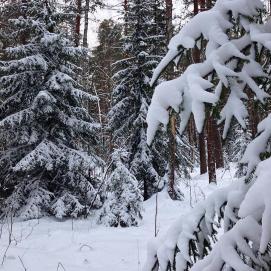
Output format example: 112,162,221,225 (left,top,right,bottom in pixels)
0,0,269,223
1,1,271,271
